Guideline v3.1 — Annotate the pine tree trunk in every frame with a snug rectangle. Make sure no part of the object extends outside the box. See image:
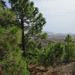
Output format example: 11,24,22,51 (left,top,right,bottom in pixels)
68,47,69,62
21,18,25,56
68,42,69,62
